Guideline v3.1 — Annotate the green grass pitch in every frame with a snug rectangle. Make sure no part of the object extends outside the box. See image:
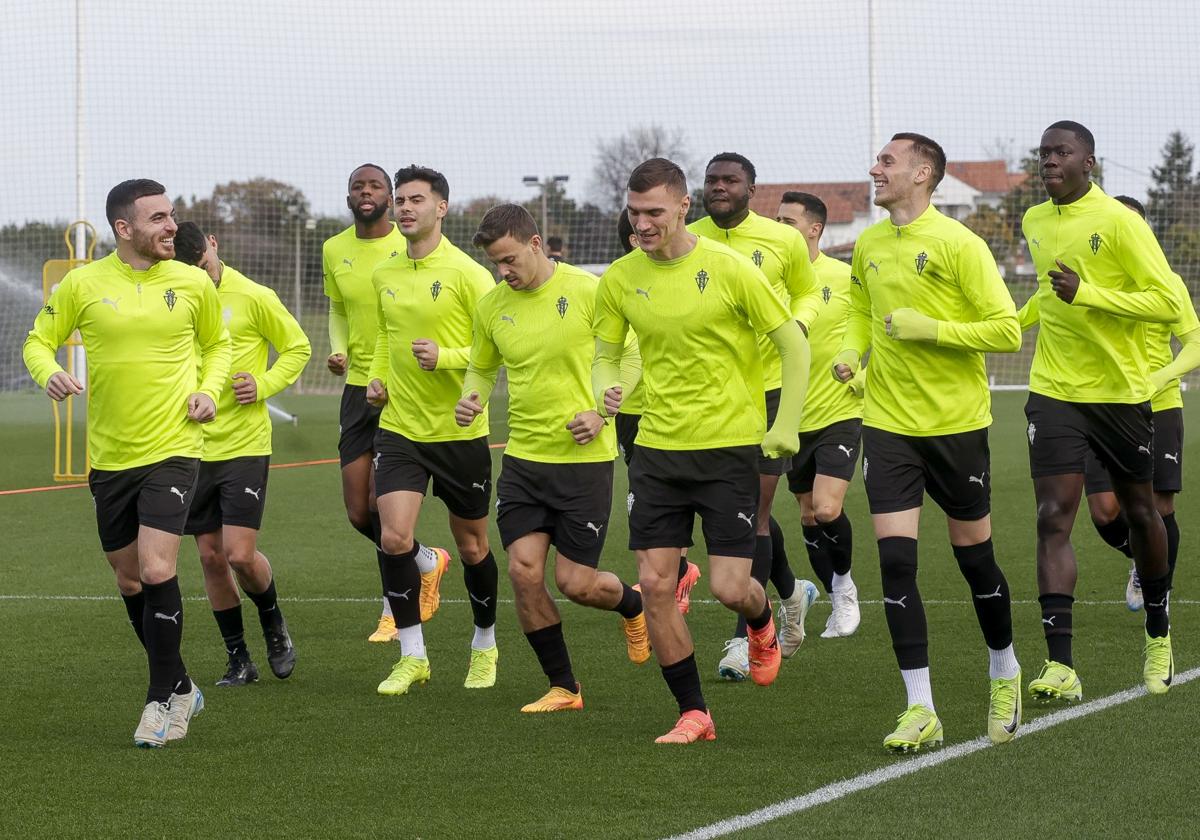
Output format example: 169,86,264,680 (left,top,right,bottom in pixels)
1,391,1197,838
